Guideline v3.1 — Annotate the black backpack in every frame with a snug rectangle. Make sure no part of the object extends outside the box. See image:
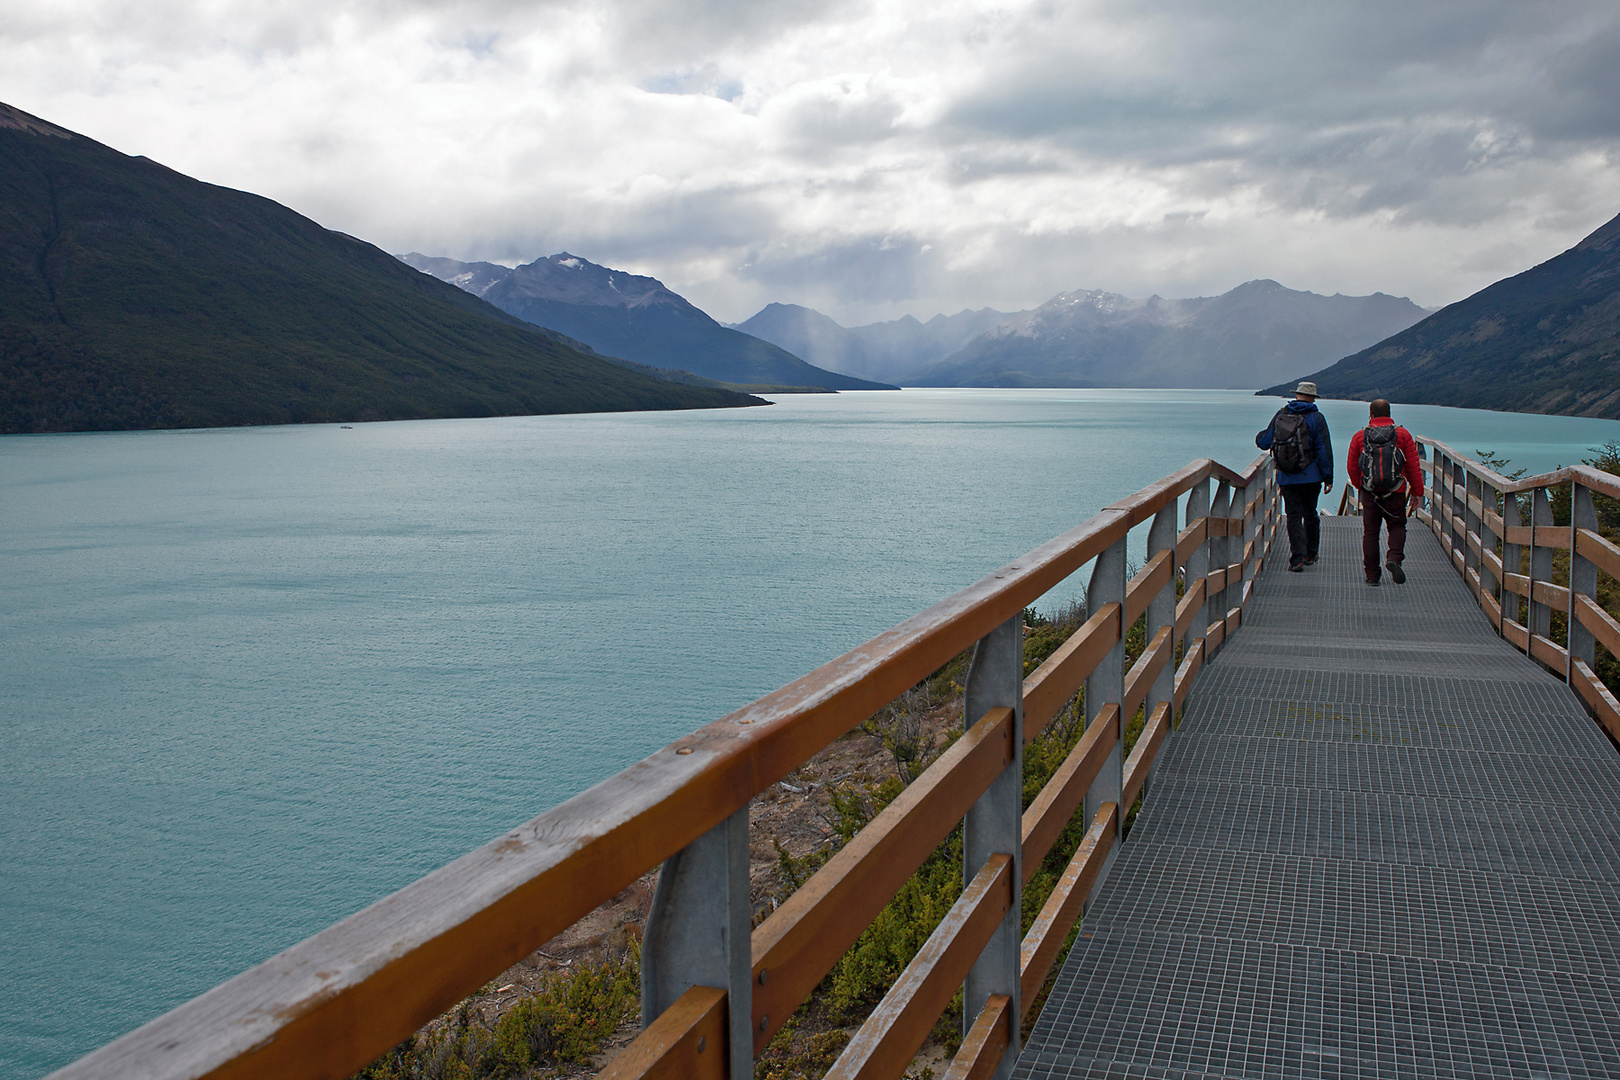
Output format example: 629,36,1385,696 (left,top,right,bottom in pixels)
1269,409,1315,474
1360,424,1406,494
